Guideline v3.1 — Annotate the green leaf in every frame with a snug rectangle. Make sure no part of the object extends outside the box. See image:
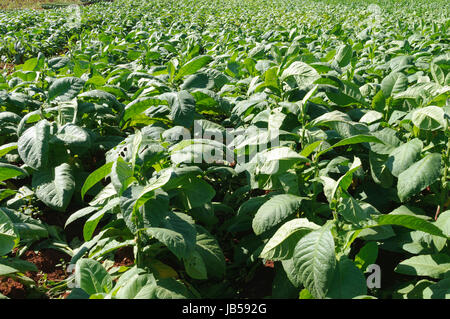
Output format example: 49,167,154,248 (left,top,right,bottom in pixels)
337,196,370,226
411,106,447,131
0,143,18,158
0,163,27,182
173,178,216,210
300,140,324,157
160,91,196,128
281,61,320,88
115,273,156,299
326,256,367,299
153,278,191,299
78,90,123,112
18,120,51,170
317,135,383,158
422,278,450,299
430,63,445,86
0,258,38,276
386,138,423,177
83,198,120,241
75,258,113,295
433,210,450,251
81,162,113,200
0,209,18,256
397,153,441,202
292,223,336,298
145,212,196,259
334,44,352,68
252,194,305,235
260,218,319,261
175,55,213,81
374,214,446,237
55,124,91,148
122,97,167,124
48,77,85,102
110,157,133,195
184,250,208,280
395,254,450,279
369,151,393,188
325,80,367,106
354,241,378,272
381,72,408,97
32,163,75,212
194,225,226,278
65,206,98,228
